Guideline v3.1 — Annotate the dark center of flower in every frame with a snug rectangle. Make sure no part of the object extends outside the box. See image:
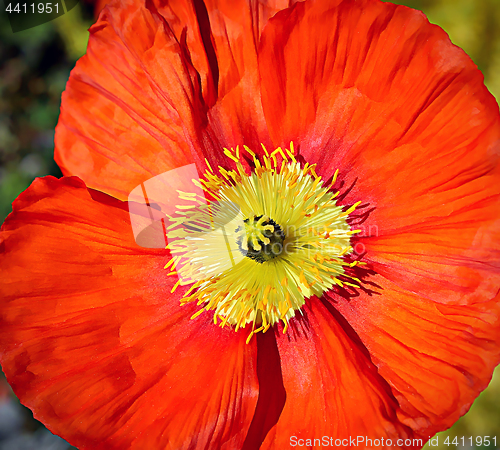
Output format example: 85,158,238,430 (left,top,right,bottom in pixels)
235,214,285,263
